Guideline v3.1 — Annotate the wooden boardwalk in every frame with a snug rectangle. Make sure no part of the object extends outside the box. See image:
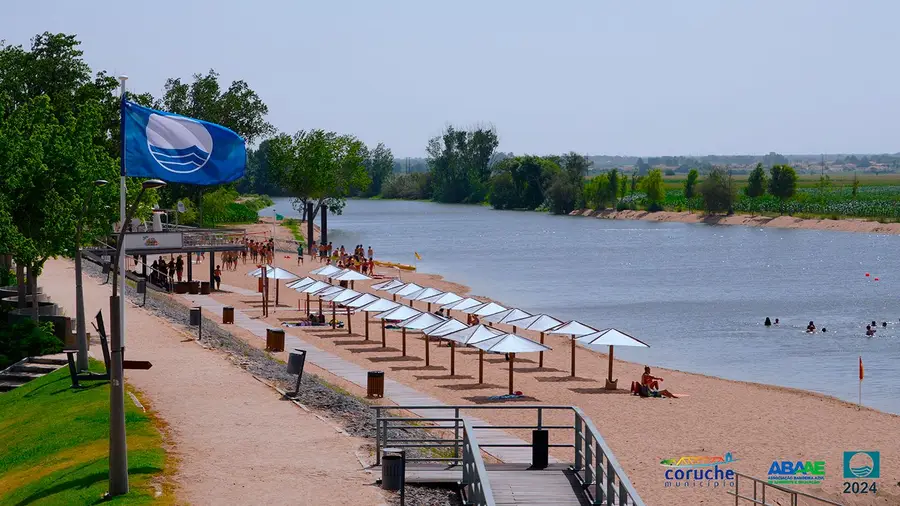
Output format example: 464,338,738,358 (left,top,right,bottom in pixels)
182,293,554,464
381,463,590,505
